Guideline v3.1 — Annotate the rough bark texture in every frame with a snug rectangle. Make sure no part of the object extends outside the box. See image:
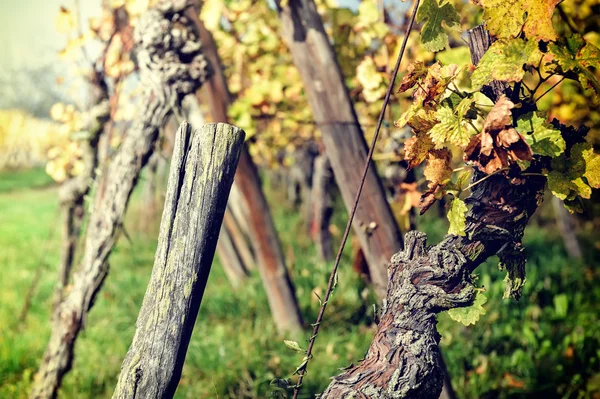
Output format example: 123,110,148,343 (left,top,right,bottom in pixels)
30,3,211,398
319,24,548,399
185,7,304,333
113,122,244,399
54,76,110,307
311,154,335,261
277,0,403,298
320,172,546,398
181,93,253,284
